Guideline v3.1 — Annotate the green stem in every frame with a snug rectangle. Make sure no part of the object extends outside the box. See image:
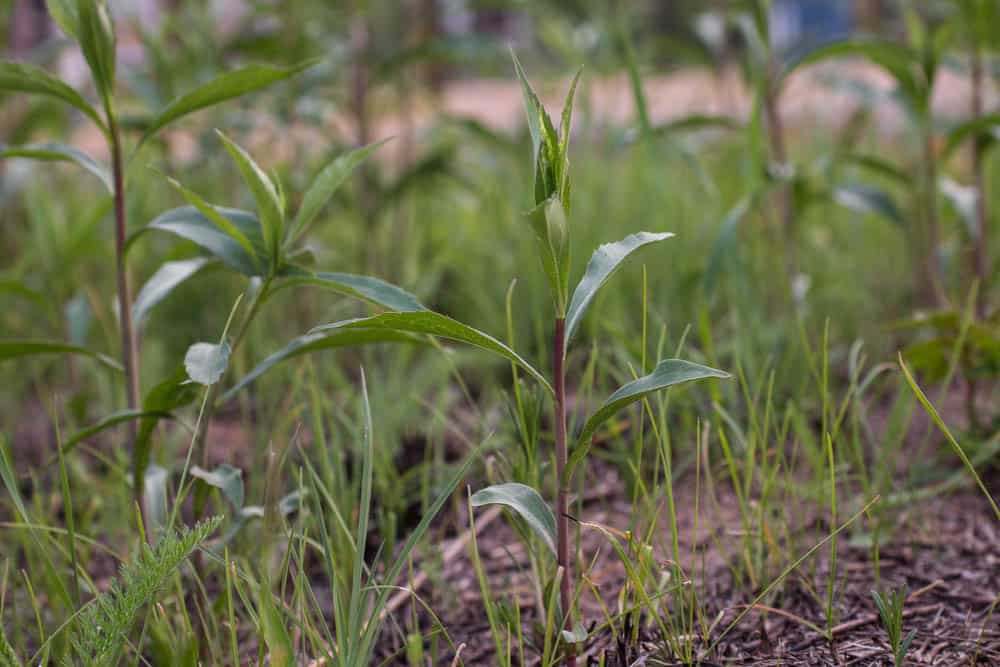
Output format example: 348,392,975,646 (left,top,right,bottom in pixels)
970,43,989,318
195,277,273,469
